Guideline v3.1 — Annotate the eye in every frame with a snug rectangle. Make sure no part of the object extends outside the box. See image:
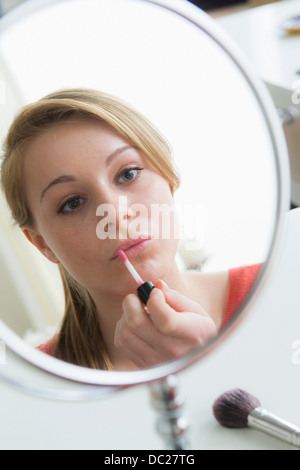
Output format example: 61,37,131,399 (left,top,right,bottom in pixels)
58,197,85,214
117,167,143,184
